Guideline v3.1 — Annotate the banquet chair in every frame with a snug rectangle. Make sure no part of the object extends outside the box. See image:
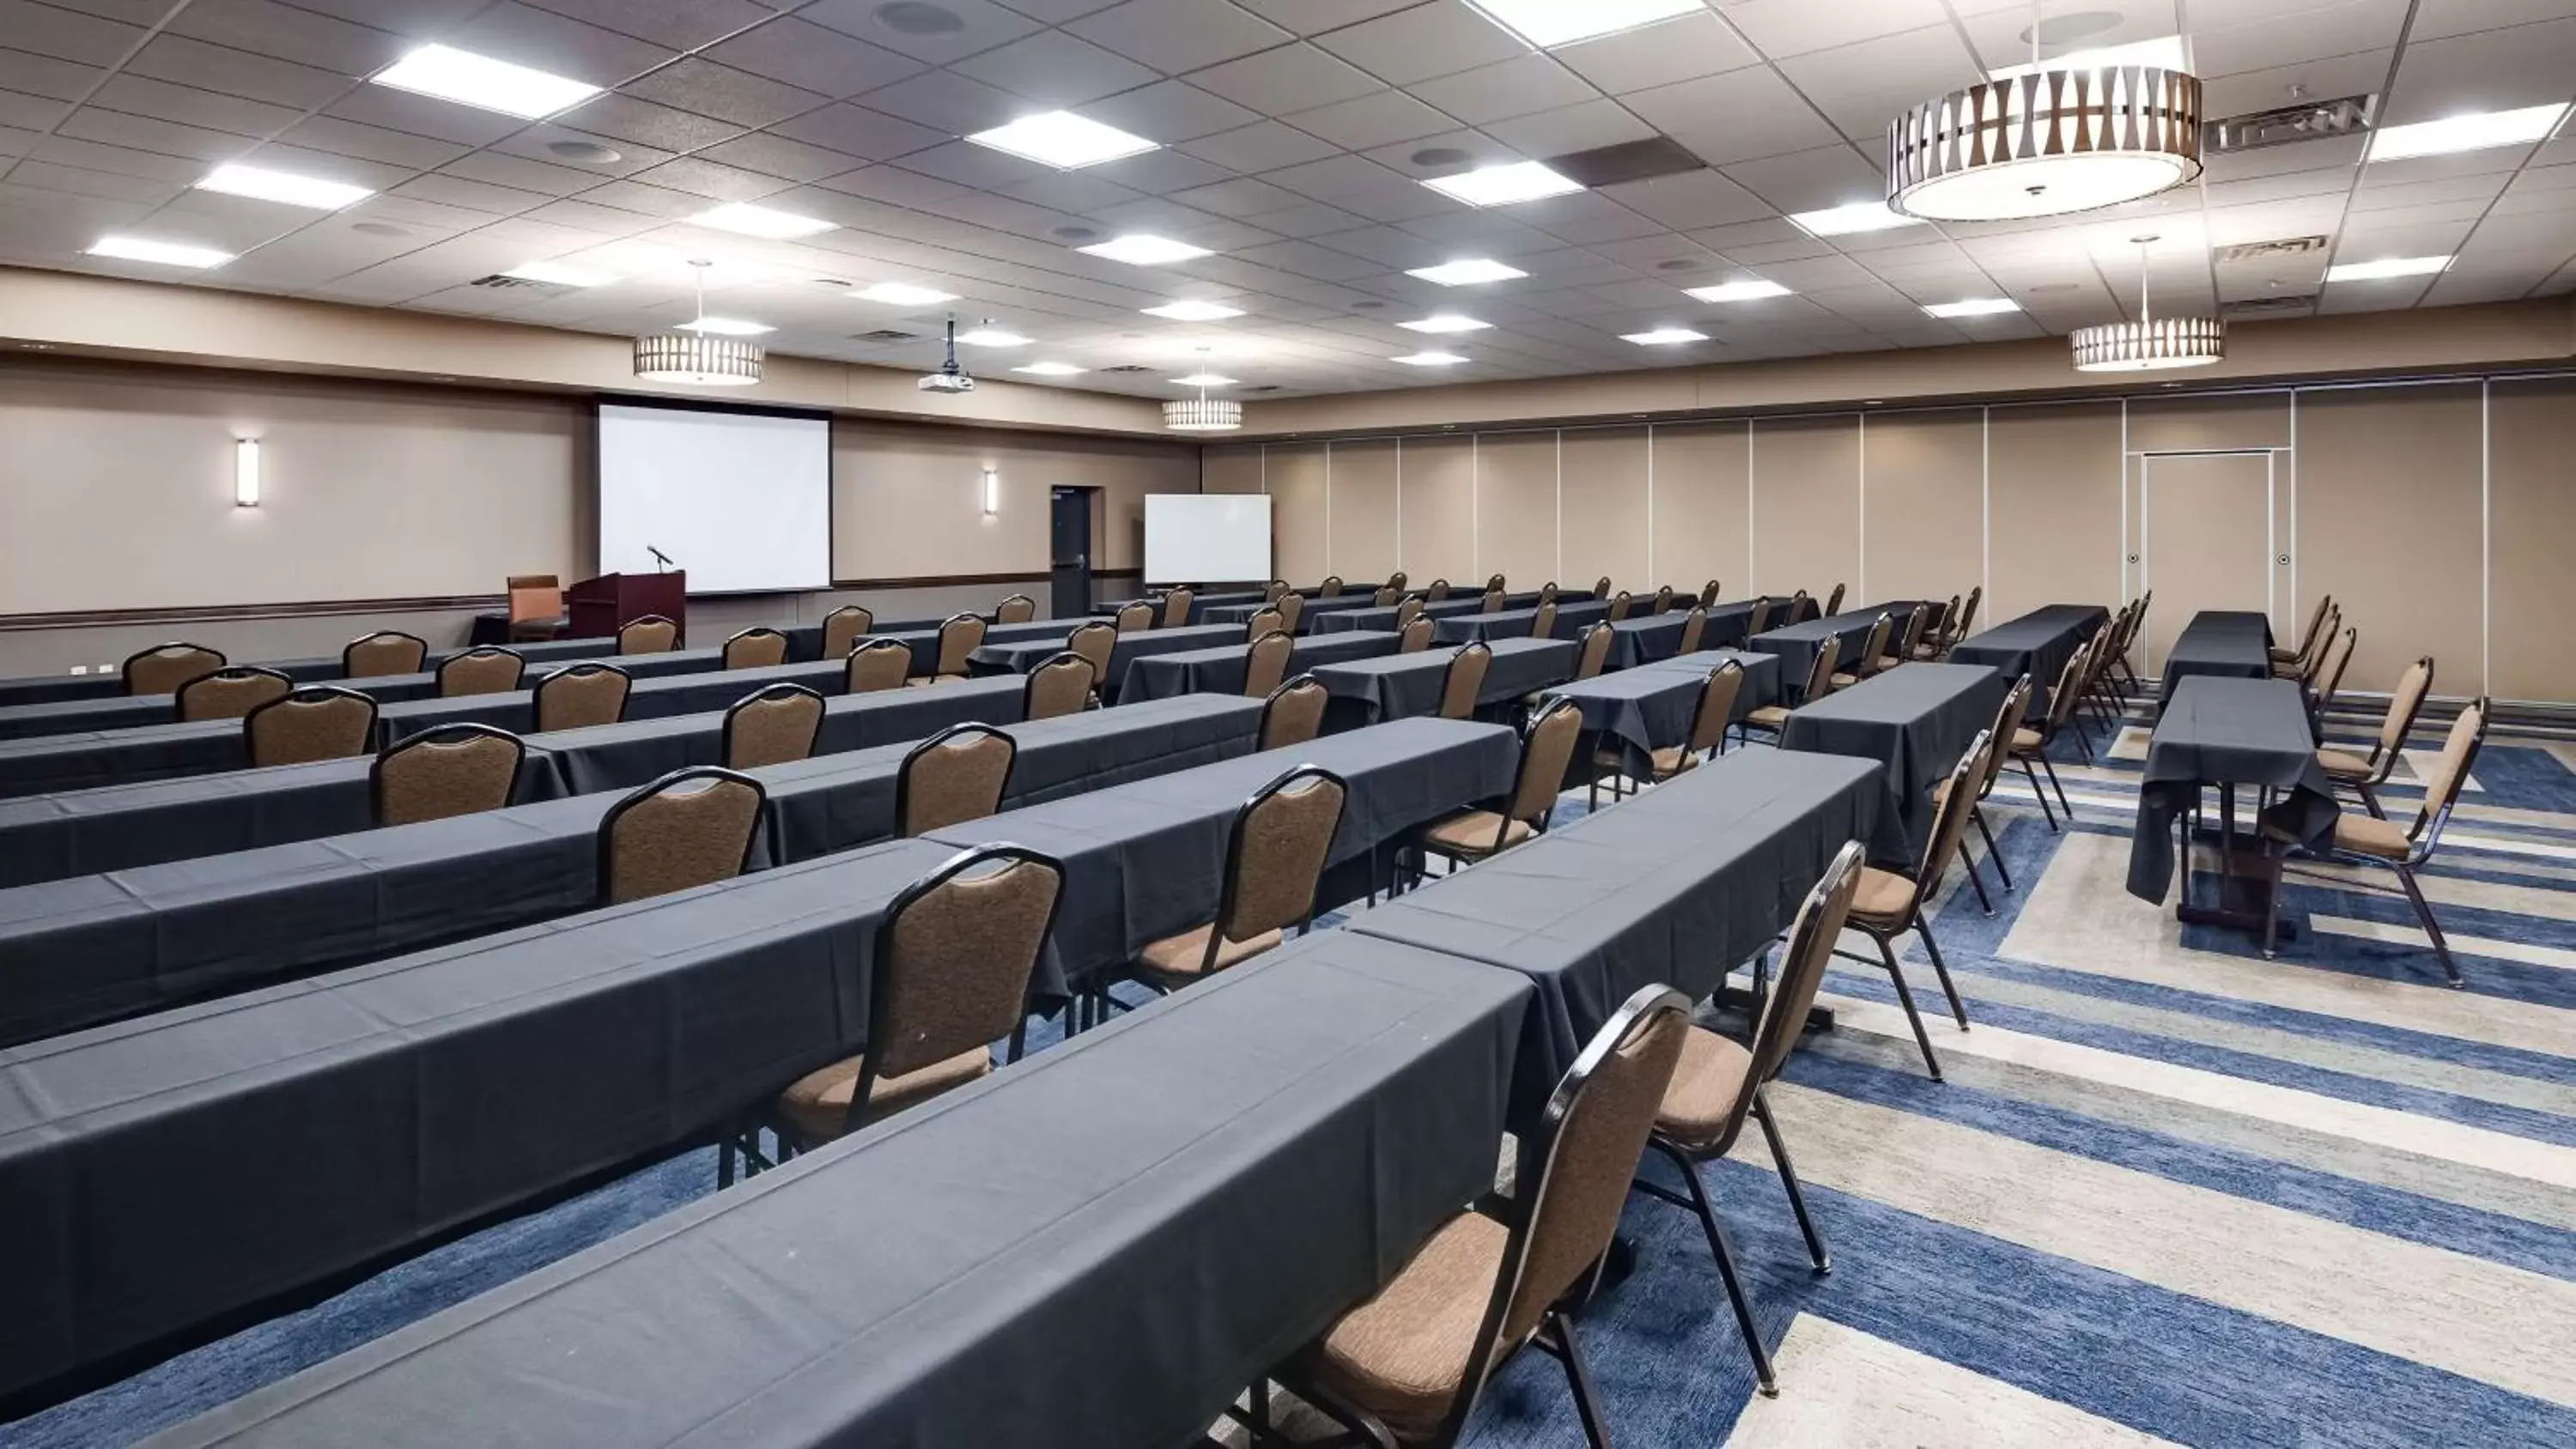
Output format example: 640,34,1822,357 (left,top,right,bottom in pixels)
2273,593,2336,676
2318,656,2433,818
819,605,873,659
1823,583,1846,617
1131,765,1347,992
1881,605,1931,671
1838,731,1991,1078
1244,629,1294,699
1264,579,1291,605
1261,985,1690,1449
757,845,1062,1167
1942,676,2033,913
722,683,824,770
1486,573,1507,592
1394,597,1425,630
1913,594,1964,660
720,627,787,670
1540,581,1560,605
995,593,1037,624
1373,585,1401,608
1789,589,1811,622
1425,579,1451,603
341,630,427,678
1162,586,1195,627
1573,622,1613,681
1024,652,1096,720
1701,579,1723,609
124,642,226,697
1831,614,1896,688
2269,700,2486,985
595,766,764,906
1676,606,1708,655
1592,659,1741,807
617,615,677,655
1637,840,1861,1396
178,665,292,723
371,723,522,827
1530,600,1559,640
1745,597,1776,637
1388,572,1408,592
534,663,630,731
1438,642,1492,720
1319,575,1344,597
1950,585,1982,641
1480,587,1508,615
2009,645,2091,827
1741,639,1839,746
2309,627,2358,713
1260,676,1327,751
1116,602,1154,635
896,723,1015,836
1276,592,1305,634
1400,616,1437,653
1242,608,1285,643
1653,584,1675,615
909,613,986,685
1066,623,1116,685
1410,698,1580,879
1606,591,1634,623
437,646,524,697
844,639,910,694
245,686,378,767
1593,574,1613,599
